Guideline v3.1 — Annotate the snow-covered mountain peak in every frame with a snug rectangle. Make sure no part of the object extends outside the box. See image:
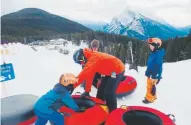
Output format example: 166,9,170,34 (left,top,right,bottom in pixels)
110,17,120,25
115,8,142,26
102,8,188,40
